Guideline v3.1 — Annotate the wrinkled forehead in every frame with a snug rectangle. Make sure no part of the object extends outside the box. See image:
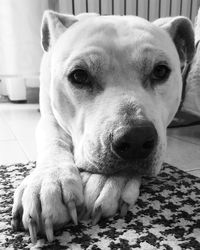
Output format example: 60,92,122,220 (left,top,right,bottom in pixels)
53,16,178,67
